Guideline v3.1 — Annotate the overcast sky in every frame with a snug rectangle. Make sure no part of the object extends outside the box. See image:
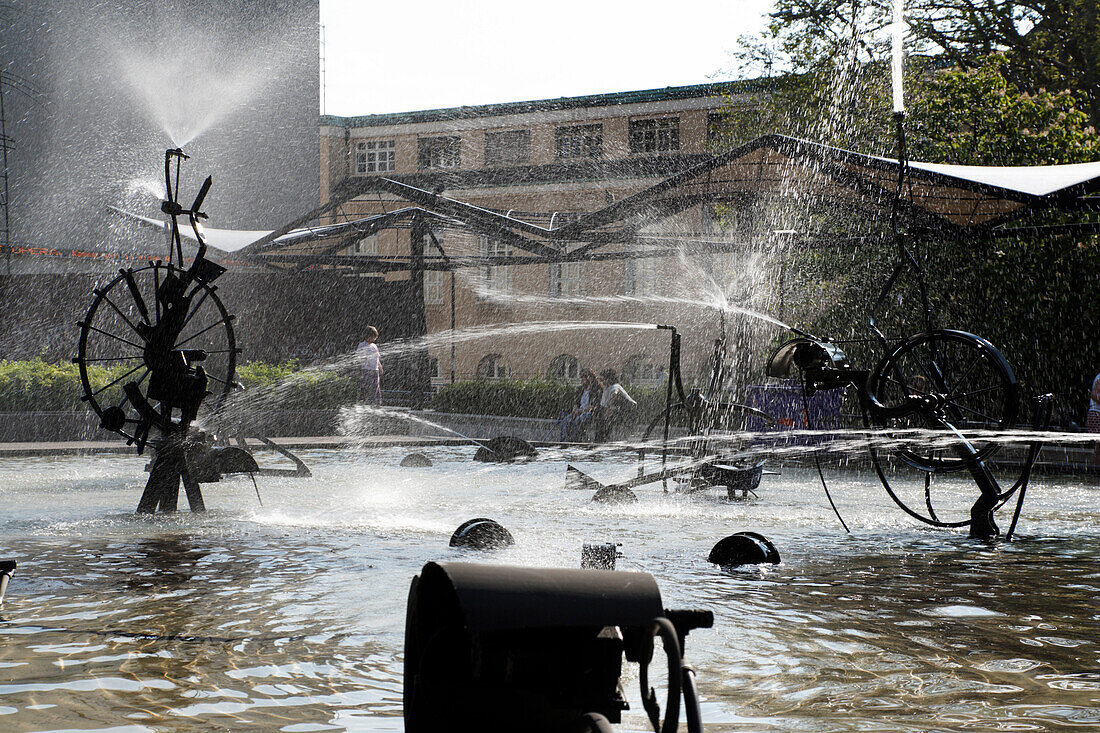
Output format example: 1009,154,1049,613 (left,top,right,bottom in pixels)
319,0,777,116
